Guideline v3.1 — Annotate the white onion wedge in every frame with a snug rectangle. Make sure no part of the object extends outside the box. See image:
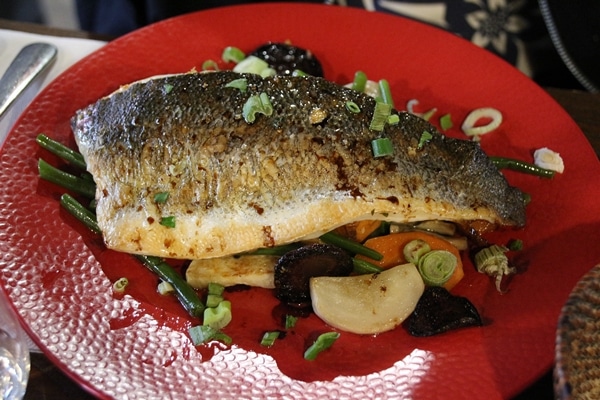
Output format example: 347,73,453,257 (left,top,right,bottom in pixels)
309,263,425,335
